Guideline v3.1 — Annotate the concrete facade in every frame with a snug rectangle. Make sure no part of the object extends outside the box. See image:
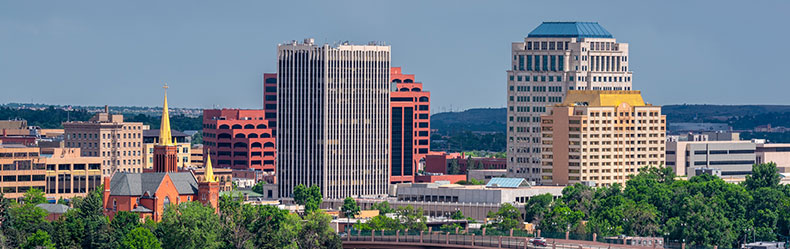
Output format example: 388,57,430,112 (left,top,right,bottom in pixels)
667,140,756,177
756,143,790,173
277,39,390,199
395,183,563,205
540,90,665,186
507,22,634,183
